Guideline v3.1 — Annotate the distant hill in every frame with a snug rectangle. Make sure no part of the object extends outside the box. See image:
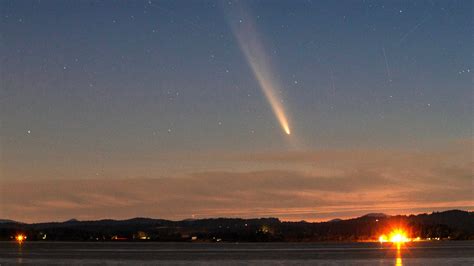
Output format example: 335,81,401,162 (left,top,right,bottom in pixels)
0,210,472,242
362,213,389,218
0,219,20,224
